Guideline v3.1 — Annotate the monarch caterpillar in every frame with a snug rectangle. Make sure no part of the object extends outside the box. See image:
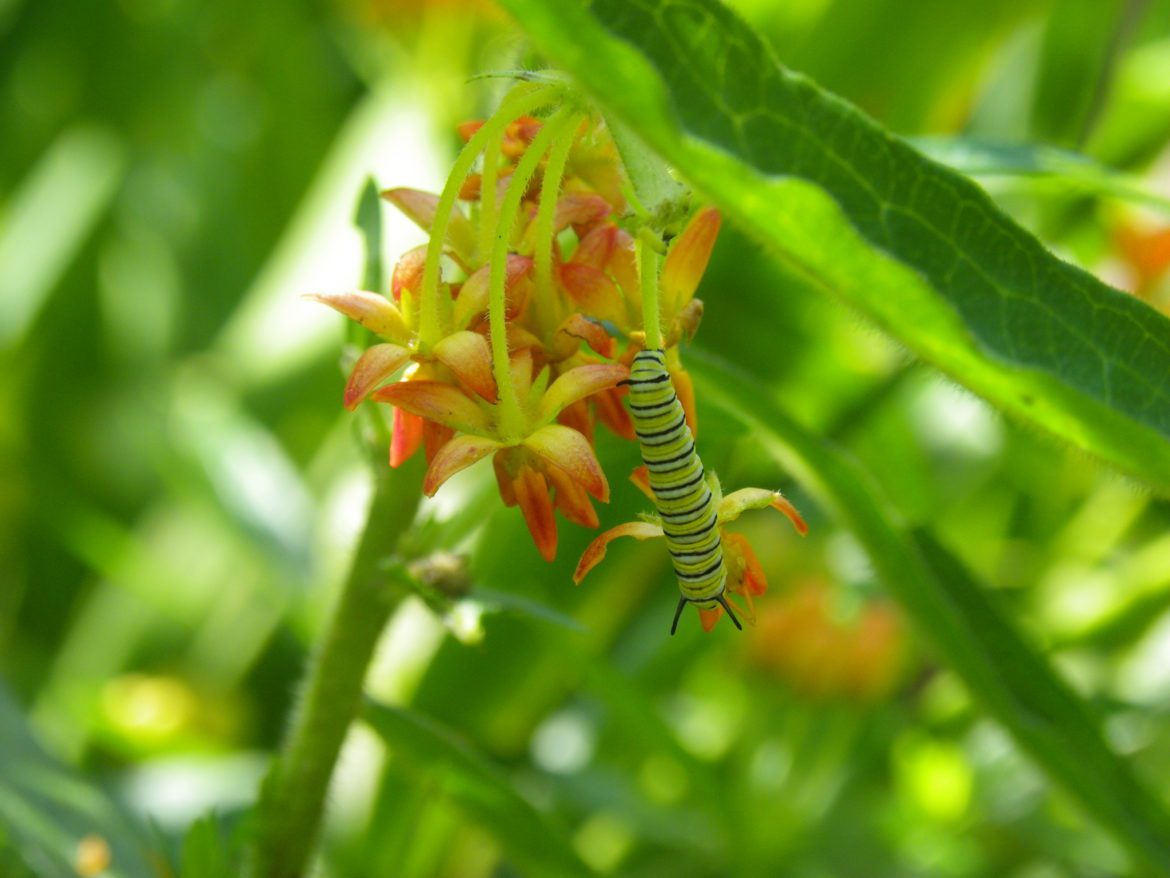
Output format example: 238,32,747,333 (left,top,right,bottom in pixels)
622,348,742,635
